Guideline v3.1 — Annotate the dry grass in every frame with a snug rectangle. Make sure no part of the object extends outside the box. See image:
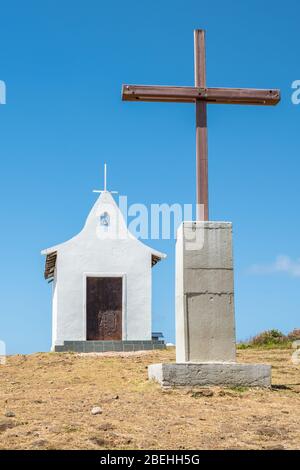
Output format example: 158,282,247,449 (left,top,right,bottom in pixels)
0,347,299,450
